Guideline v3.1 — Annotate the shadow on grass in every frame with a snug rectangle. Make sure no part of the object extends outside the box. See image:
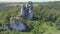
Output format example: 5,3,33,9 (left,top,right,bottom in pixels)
31,16,40,21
